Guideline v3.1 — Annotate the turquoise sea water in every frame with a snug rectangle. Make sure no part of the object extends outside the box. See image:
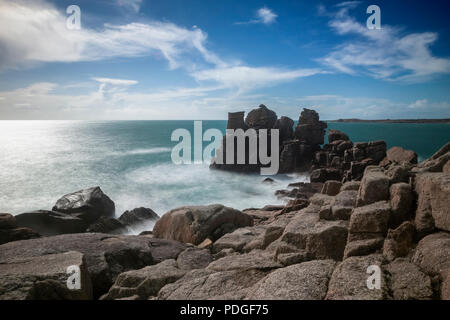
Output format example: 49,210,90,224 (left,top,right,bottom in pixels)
0,121,448,227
